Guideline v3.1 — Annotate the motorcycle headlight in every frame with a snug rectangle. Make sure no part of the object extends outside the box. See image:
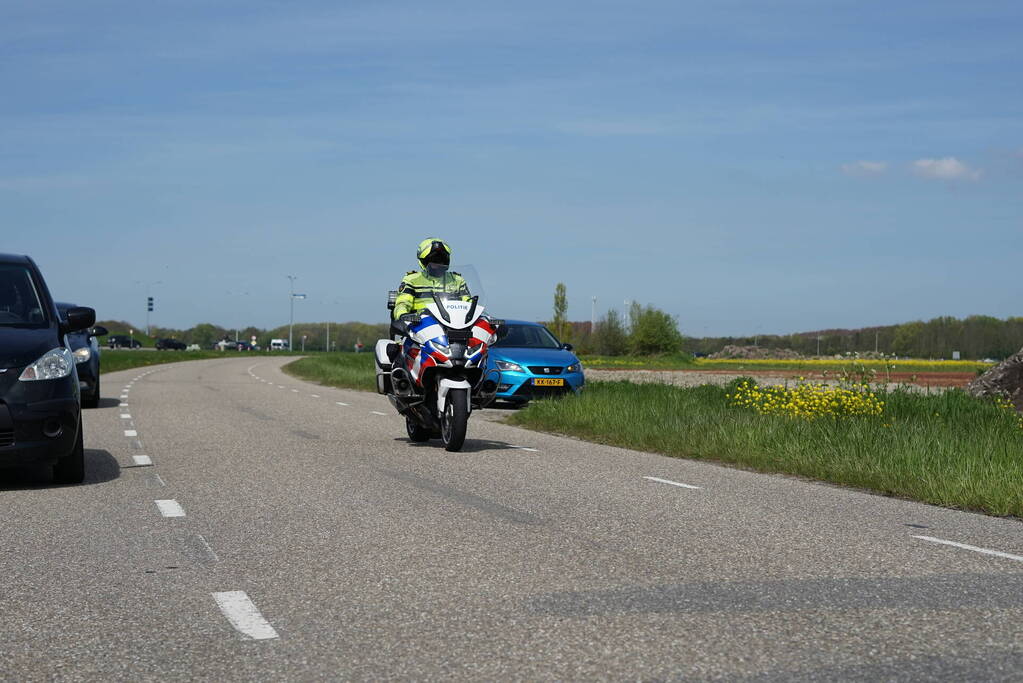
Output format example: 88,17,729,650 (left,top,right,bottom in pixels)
73,347,92,364
495,360,525,373
566,363,582,373
432,343,451,356
19,347,75,381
